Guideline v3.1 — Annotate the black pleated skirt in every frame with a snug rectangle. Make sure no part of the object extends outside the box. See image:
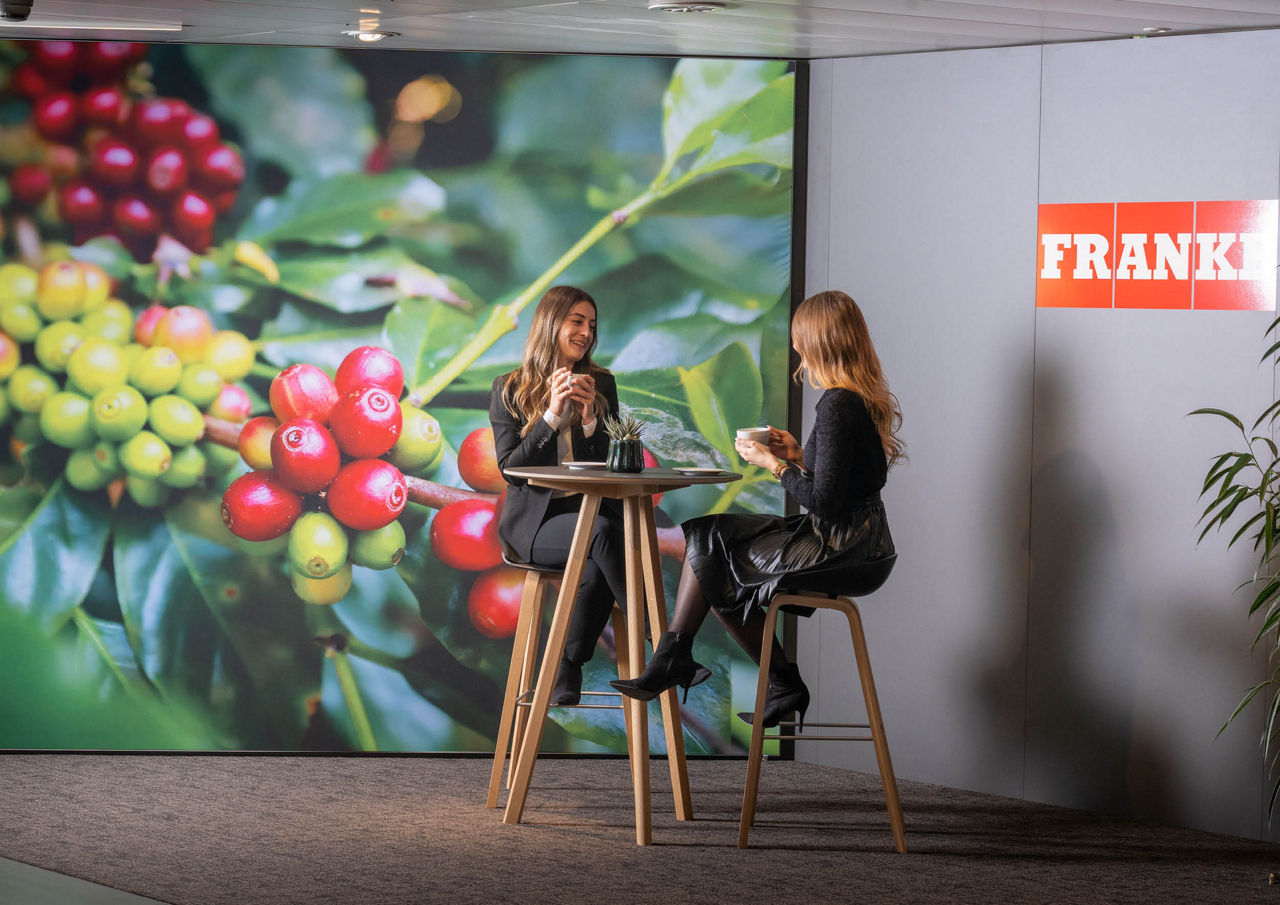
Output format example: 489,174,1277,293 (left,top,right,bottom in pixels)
682,498,894,623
